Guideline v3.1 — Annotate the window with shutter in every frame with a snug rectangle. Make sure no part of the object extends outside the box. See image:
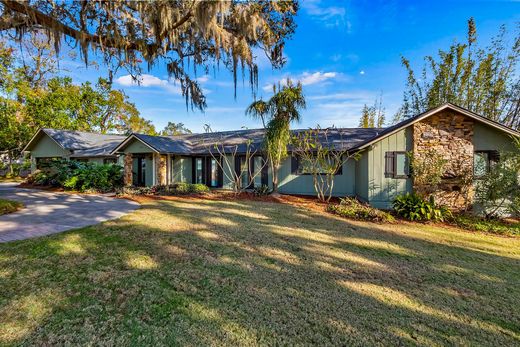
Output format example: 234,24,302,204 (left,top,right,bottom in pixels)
385,151,409,178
